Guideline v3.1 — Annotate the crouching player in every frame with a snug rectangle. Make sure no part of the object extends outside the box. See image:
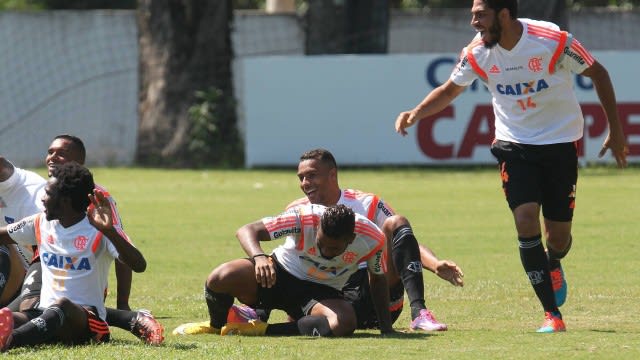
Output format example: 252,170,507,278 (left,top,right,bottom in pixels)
0,162,148,351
